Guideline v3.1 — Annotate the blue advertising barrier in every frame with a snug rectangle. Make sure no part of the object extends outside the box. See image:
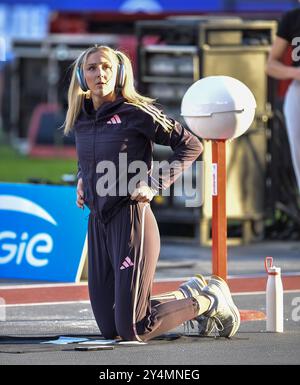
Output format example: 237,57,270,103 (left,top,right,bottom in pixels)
1,0,295,12
0,183,88,282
